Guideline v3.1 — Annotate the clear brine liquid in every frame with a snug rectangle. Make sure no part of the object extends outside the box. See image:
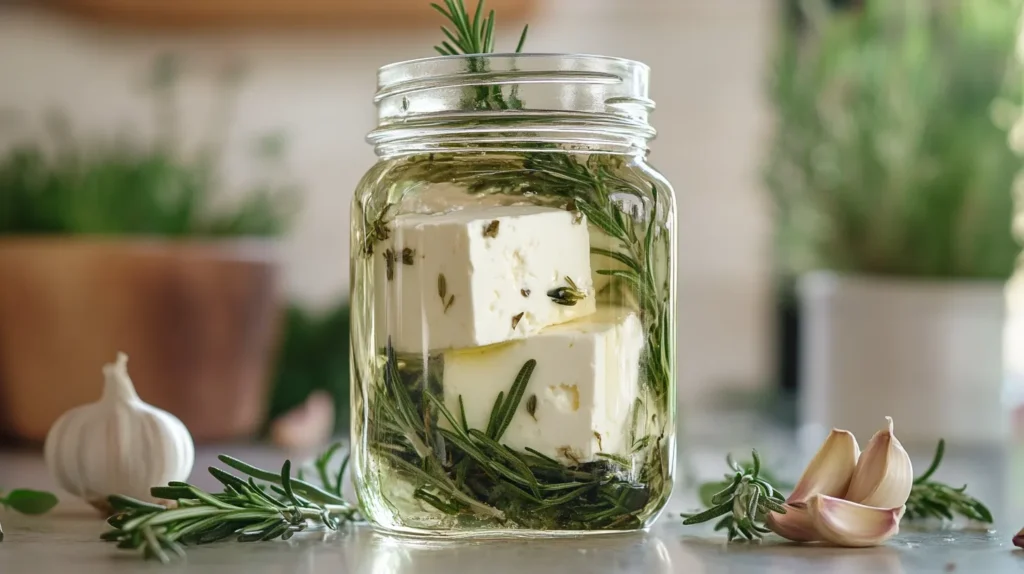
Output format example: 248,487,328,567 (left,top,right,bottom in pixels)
350,154,675,533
